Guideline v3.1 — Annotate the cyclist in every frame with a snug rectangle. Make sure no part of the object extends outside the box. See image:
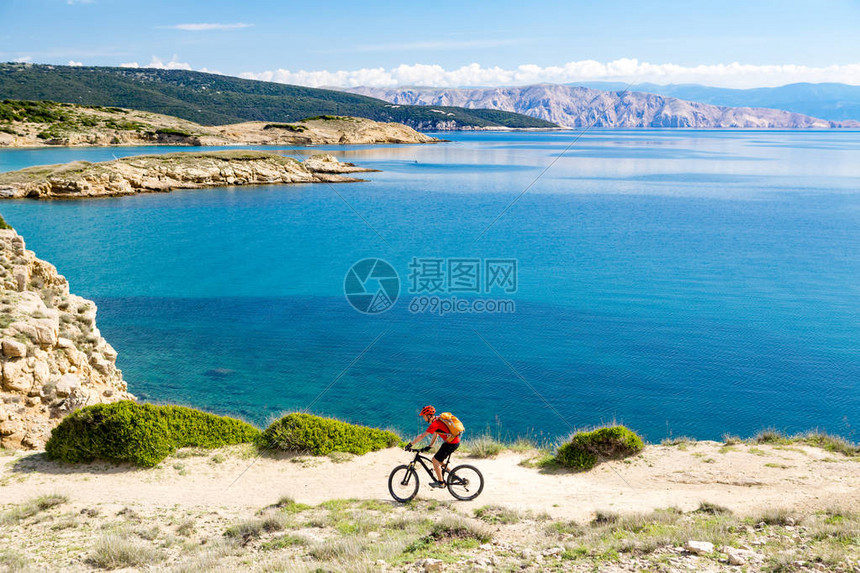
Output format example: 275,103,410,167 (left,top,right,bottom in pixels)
407,405,460,488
